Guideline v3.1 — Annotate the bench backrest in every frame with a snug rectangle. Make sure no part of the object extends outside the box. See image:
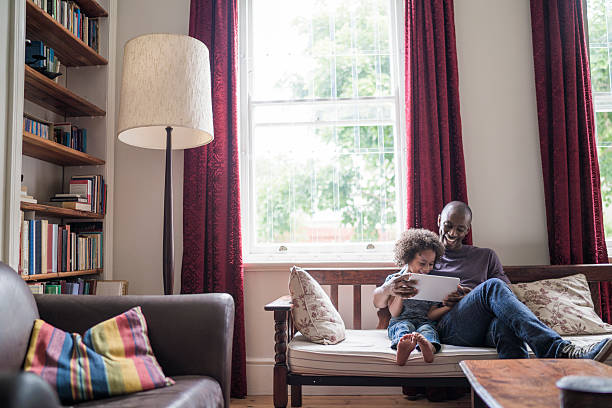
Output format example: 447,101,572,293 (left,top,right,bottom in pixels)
305,264,612,330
